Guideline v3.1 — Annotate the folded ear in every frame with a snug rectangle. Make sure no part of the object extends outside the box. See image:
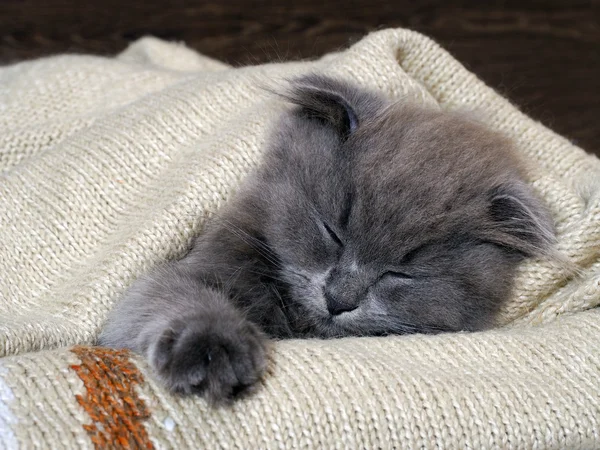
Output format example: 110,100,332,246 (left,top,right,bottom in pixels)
484,182,556,257
285,75,359,139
